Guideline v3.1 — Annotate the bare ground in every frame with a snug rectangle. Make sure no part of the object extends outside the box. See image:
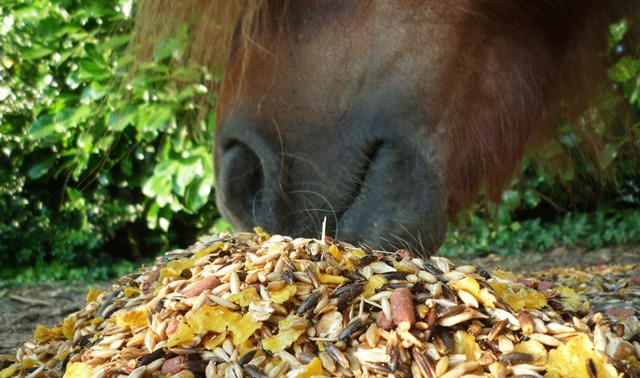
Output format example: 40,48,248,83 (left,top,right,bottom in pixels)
0,243,638,356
